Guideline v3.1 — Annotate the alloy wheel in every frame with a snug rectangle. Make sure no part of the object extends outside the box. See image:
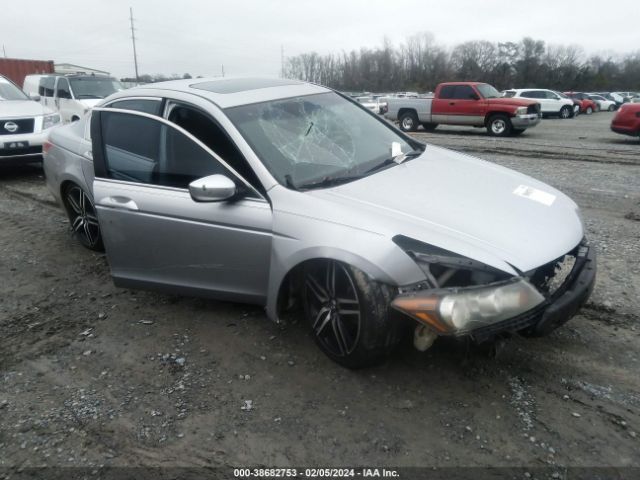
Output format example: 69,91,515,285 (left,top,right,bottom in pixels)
304,261,362,357
65,186,101,248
